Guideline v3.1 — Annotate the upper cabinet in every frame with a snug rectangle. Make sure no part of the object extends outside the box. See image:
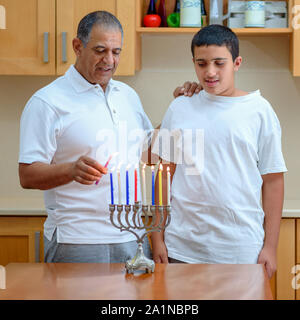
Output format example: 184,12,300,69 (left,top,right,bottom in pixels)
291,0,300,76
56,0,136,76
0,0,299,76
0,0,136,75
0,0,56,75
